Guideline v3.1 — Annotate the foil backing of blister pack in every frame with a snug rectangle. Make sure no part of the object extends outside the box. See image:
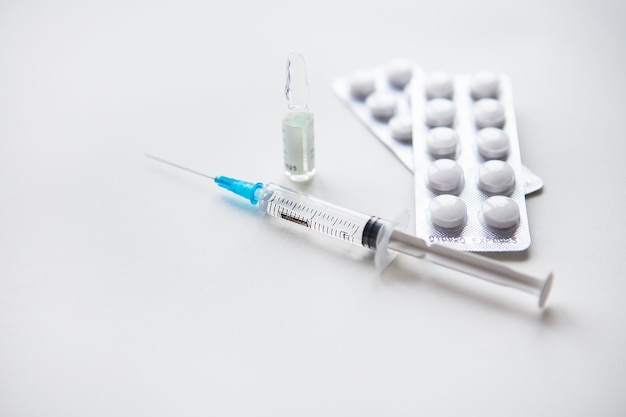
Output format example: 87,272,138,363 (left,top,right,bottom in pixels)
411,72,530,252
